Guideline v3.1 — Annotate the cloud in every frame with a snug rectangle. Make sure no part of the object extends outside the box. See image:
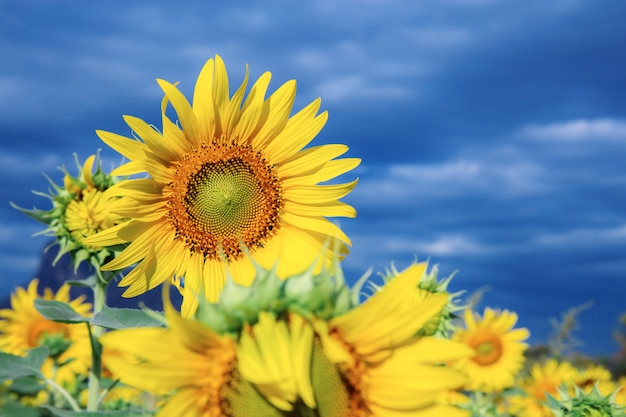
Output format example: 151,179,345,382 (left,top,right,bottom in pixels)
353,158,546,204
534,224,626,248
517,118,626,142
315,75,411,103
383,234,491,256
